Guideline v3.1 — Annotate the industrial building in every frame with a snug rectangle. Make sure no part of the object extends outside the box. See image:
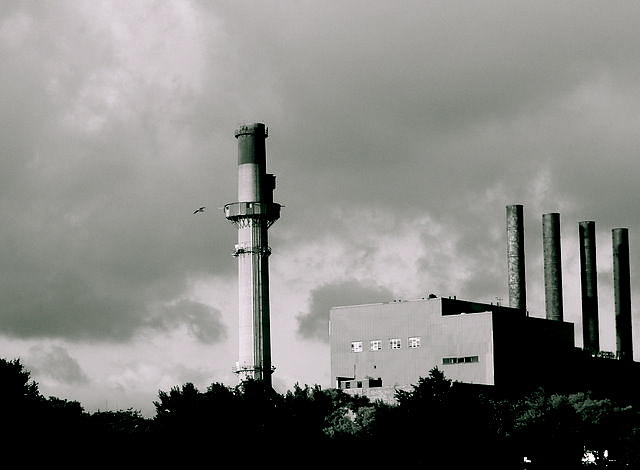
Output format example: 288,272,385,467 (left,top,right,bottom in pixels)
330,205,640,401
331,297,573,395
218,123,639,401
